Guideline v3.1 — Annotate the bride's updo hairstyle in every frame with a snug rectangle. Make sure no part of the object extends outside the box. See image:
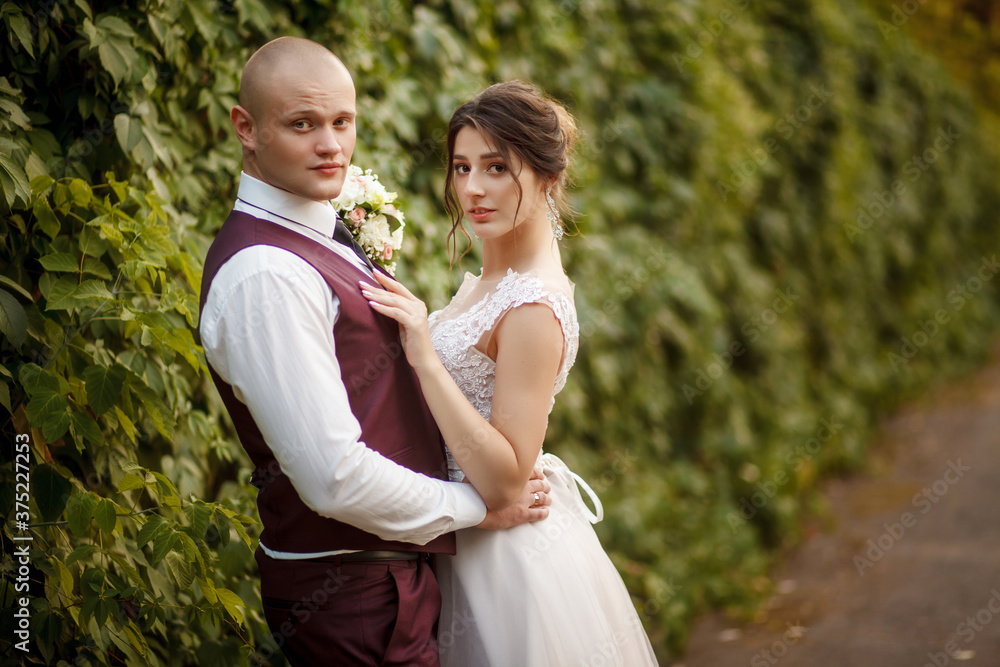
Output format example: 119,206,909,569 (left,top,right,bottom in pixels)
444,80,578,260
